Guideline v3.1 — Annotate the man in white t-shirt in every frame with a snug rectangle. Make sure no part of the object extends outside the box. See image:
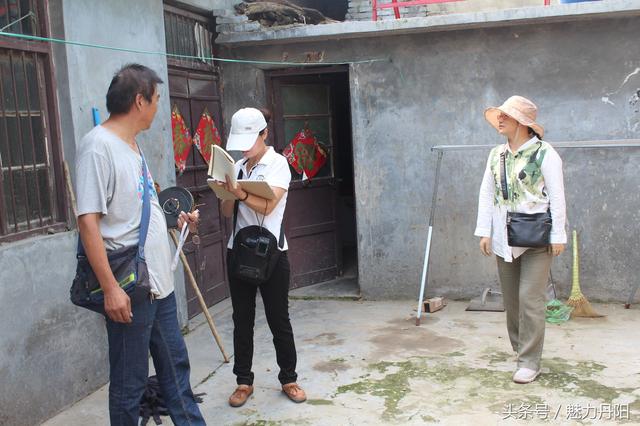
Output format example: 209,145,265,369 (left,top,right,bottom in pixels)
75,64,205,426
